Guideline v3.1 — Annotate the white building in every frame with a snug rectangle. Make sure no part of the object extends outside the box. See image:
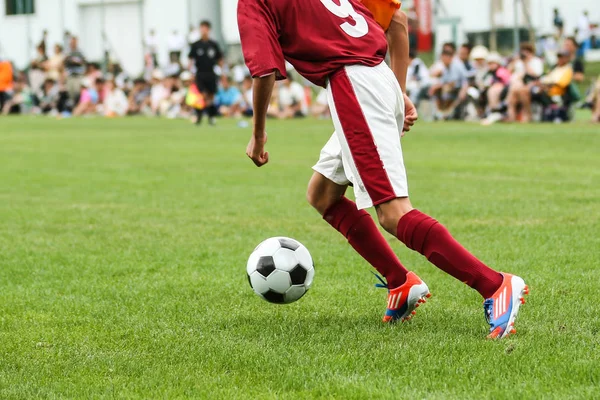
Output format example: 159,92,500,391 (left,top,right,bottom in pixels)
0,0,241,74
